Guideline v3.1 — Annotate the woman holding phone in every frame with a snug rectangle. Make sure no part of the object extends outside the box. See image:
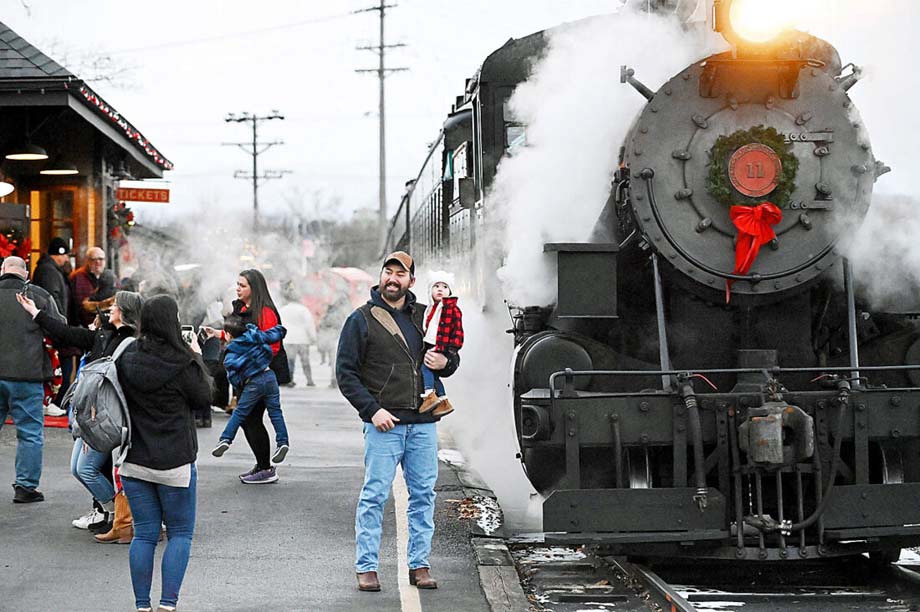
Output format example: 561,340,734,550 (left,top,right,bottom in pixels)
204,269,289,484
